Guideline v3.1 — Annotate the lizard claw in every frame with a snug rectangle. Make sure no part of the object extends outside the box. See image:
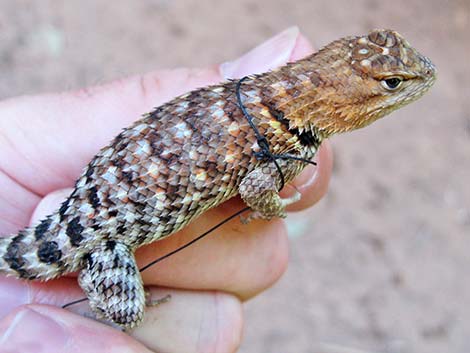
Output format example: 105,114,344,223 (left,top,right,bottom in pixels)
240,211,259,224
145,291,172,307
